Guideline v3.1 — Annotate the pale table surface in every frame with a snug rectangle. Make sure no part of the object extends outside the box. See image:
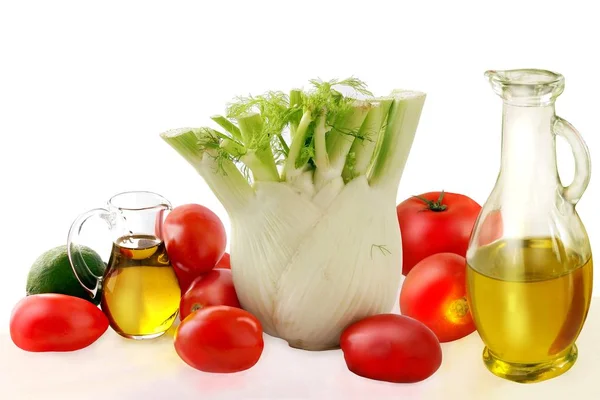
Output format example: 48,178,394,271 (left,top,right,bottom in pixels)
2,301,600,400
